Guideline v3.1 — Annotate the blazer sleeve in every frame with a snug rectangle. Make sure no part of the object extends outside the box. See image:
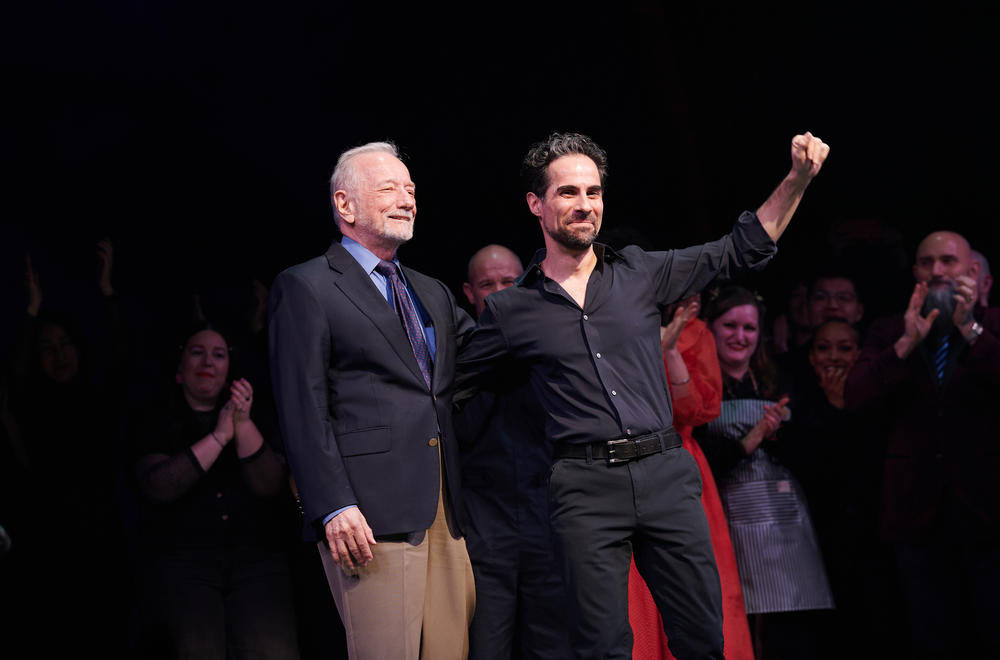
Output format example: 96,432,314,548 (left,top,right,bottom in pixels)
268,268,357,528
